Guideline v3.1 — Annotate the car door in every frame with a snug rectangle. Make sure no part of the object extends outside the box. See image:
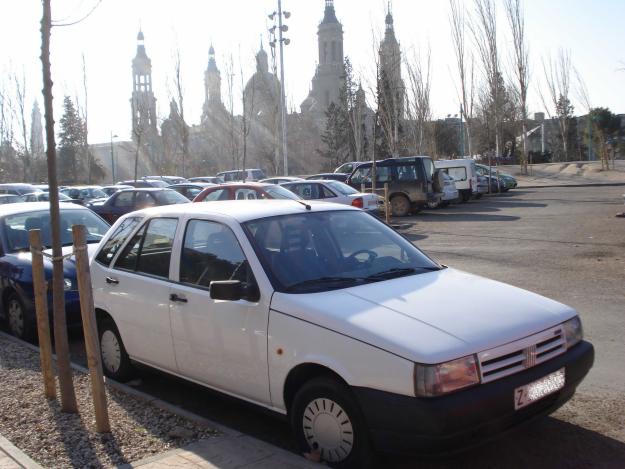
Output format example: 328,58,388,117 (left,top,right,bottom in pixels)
102,217,179,371
169,217,271,404
107,191,135,223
